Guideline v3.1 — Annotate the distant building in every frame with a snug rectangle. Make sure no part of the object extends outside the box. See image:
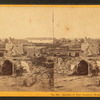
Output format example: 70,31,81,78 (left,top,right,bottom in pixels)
26,37,53,44
24,46,42,57
56,39,82,57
